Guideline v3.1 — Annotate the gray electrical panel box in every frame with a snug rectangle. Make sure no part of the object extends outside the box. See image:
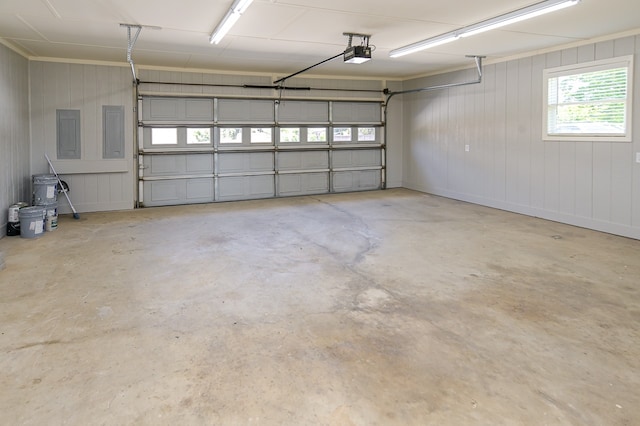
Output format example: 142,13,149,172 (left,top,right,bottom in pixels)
56,109,81,159
103,105,125,159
